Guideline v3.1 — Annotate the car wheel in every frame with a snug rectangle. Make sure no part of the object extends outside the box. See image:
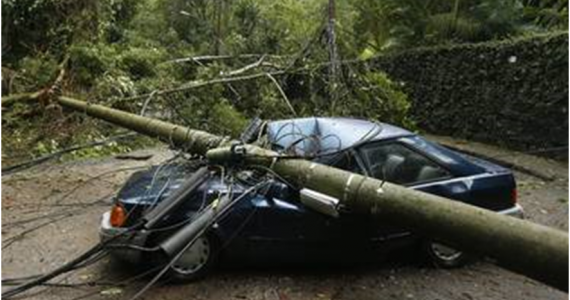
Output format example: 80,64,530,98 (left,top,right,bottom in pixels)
423,240,470,268
167,234,218,282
